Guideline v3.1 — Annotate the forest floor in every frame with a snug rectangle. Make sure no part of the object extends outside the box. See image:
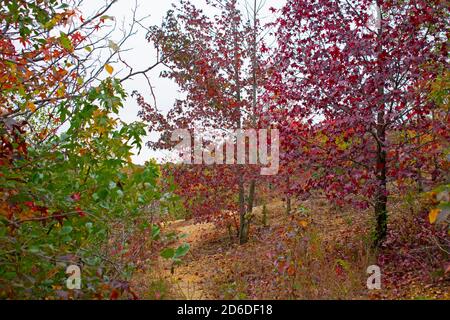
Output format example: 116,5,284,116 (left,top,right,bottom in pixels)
134,198,450,300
